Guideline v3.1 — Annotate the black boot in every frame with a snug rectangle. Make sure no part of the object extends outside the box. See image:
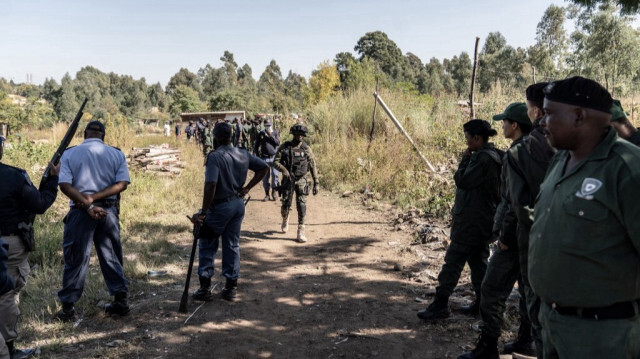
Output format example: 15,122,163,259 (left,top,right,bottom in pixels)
105,292,130,316
7,340,36,359
458,333,499,359
503,322,535,354
55,302,76,322
460,298,480,316
263,190,270,201
192,276,214,301
271,189,279,201
220,278,237,301
417,295,451,321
